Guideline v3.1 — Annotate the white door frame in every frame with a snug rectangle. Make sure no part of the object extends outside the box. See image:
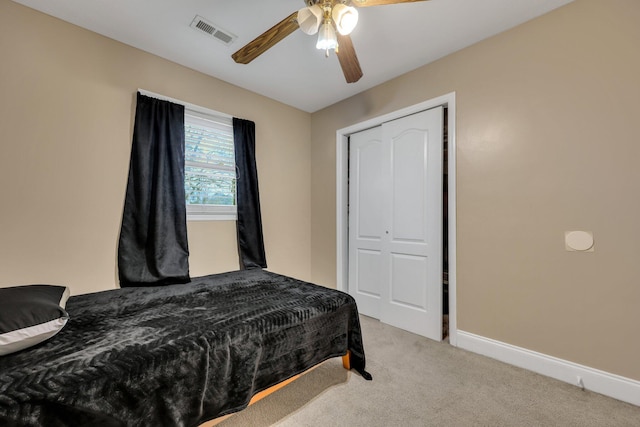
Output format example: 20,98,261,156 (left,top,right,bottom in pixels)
336,92,458,346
